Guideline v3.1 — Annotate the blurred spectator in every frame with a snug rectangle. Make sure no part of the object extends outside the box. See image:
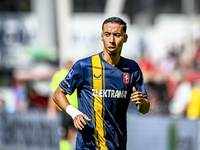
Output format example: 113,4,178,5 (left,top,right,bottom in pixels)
28,84,48,111
58,111,77,150
0,98,5,112
186,82,200,120
194,38,200,70
47,60,78,150
0,87,16,113
168,70,192,118
12,79,29,112
159,50,179,101
145,68,169,114
137,49,170,114
167,38,200,119
47,60,78,120
159,51,176,77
